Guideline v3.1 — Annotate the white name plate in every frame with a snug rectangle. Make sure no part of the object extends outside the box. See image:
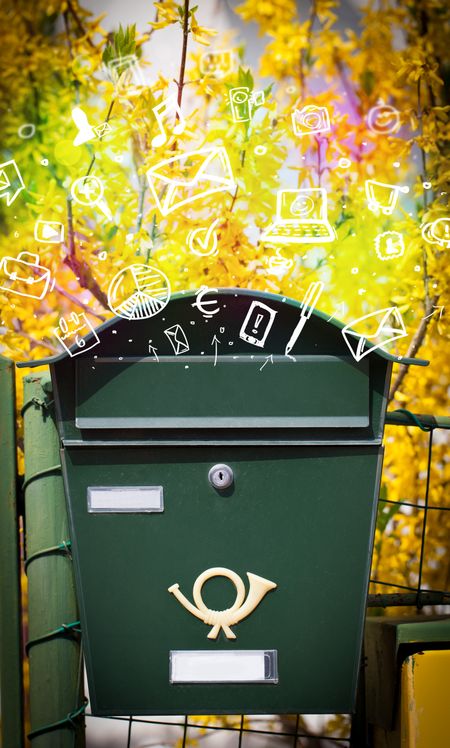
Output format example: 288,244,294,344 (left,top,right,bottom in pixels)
170,650,278,684
87,486,164,513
